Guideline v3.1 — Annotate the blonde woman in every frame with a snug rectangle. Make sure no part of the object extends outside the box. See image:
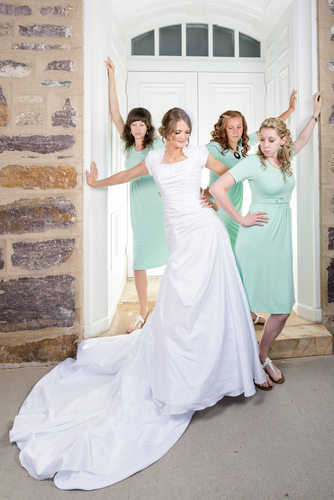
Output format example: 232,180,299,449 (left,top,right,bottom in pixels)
210,92,322,389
